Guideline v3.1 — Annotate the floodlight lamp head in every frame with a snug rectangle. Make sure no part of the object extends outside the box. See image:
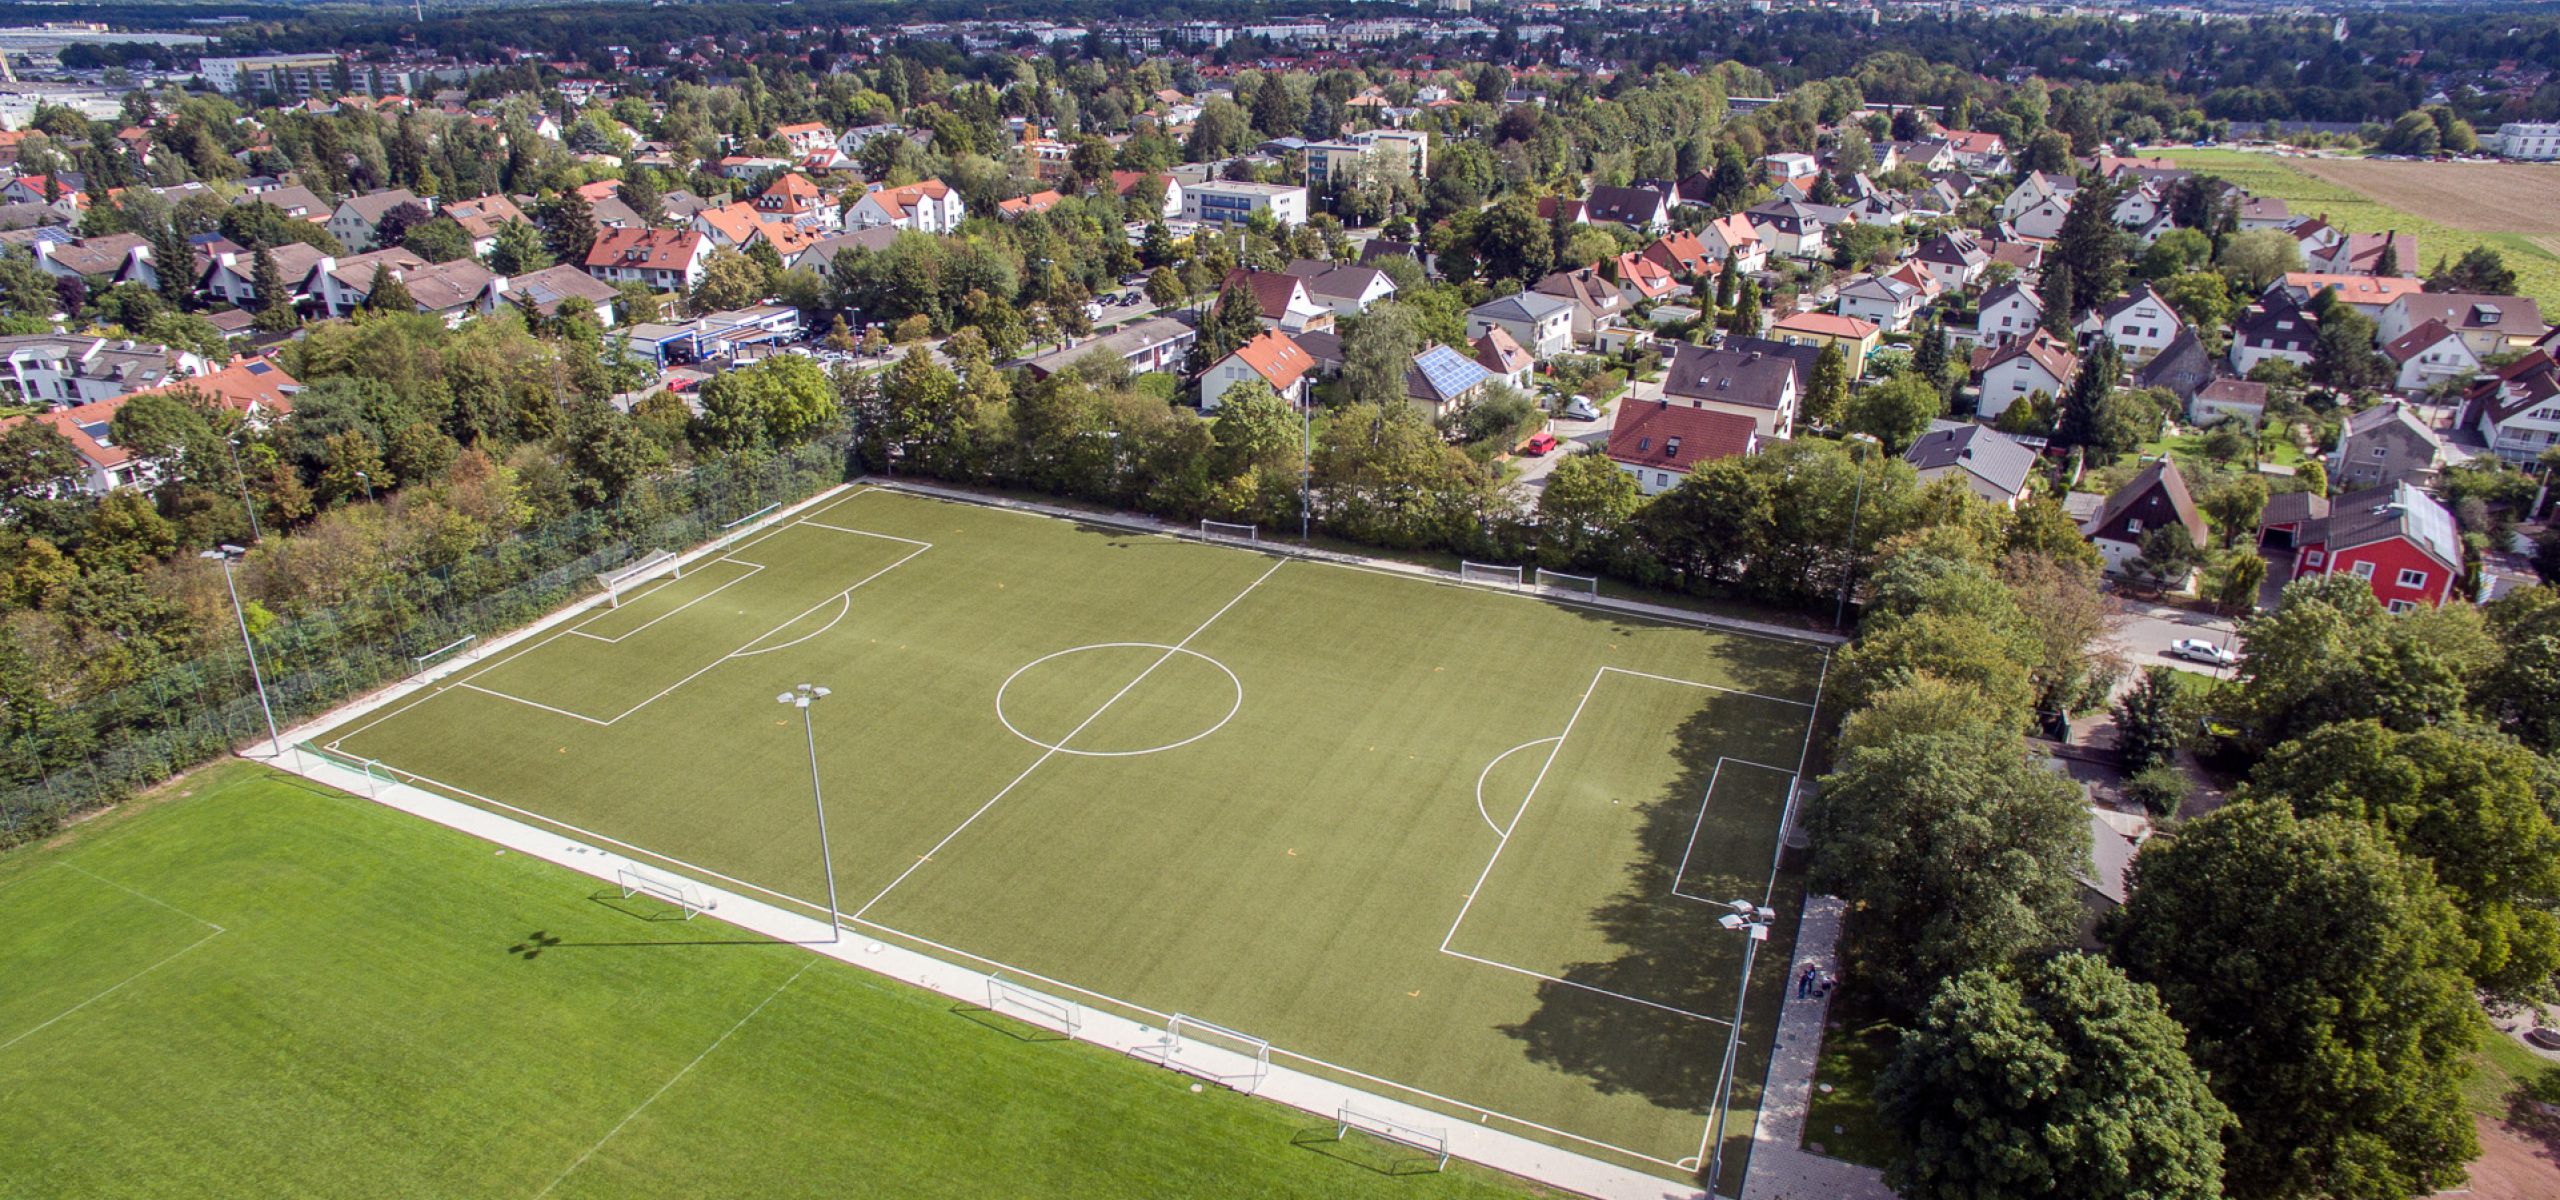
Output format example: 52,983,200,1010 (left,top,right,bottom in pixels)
1749,923,1771,942
218,543,247,556
811,686,831,698
1727,898,1754,913
1718,913,1745,930
776,693,795,704
1756,906,1777,922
